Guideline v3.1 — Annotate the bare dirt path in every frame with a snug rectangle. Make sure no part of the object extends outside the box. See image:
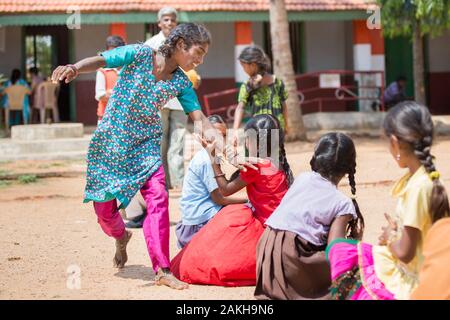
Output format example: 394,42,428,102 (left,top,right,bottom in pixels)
1,137,449,299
